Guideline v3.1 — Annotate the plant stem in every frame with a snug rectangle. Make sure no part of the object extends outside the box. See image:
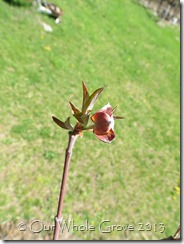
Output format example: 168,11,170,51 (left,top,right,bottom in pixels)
53,132,78,240
173,225,180,239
